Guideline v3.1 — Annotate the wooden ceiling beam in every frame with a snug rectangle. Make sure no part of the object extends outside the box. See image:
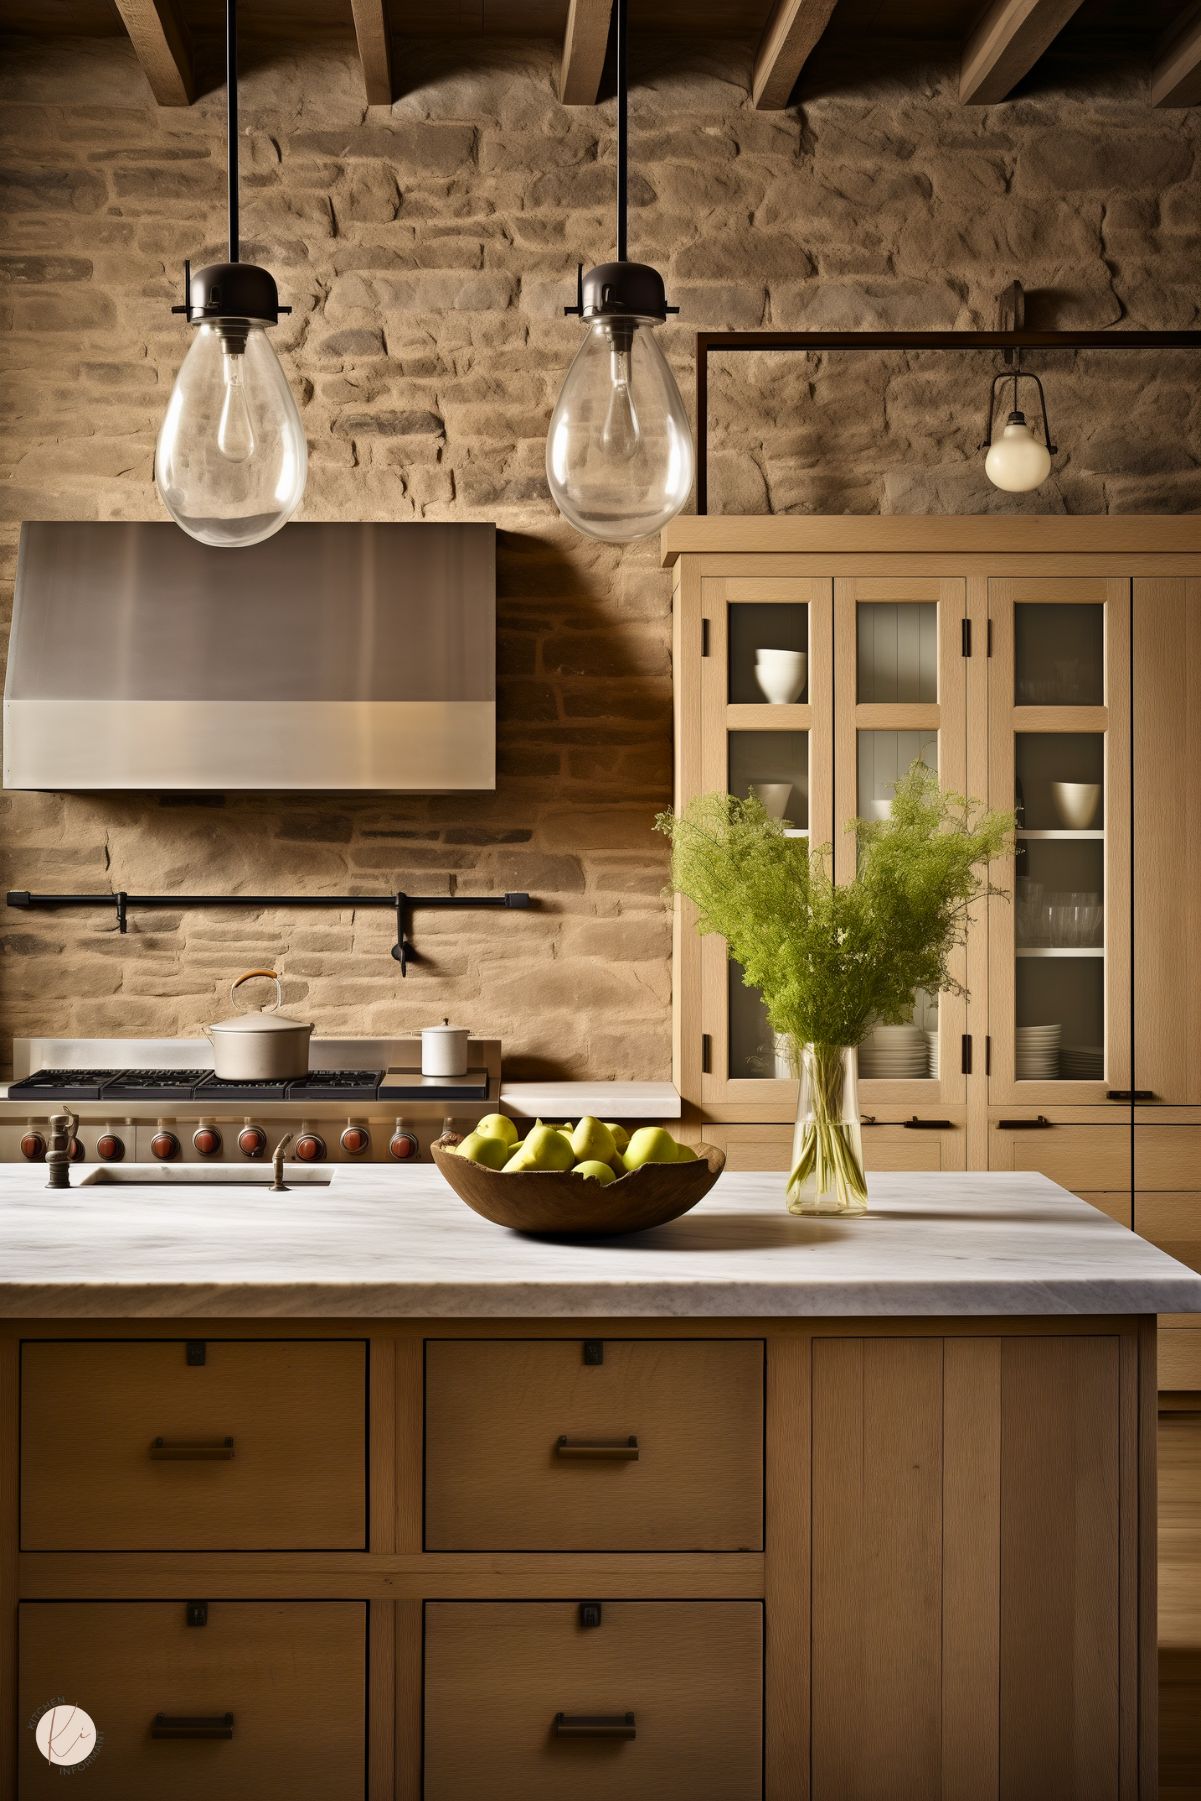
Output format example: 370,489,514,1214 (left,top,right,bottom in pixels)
752,0,840,109
111,0,194,106
1152,4,1201,105
560,0,614,104
350,0,396,106
960,0,1087,104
